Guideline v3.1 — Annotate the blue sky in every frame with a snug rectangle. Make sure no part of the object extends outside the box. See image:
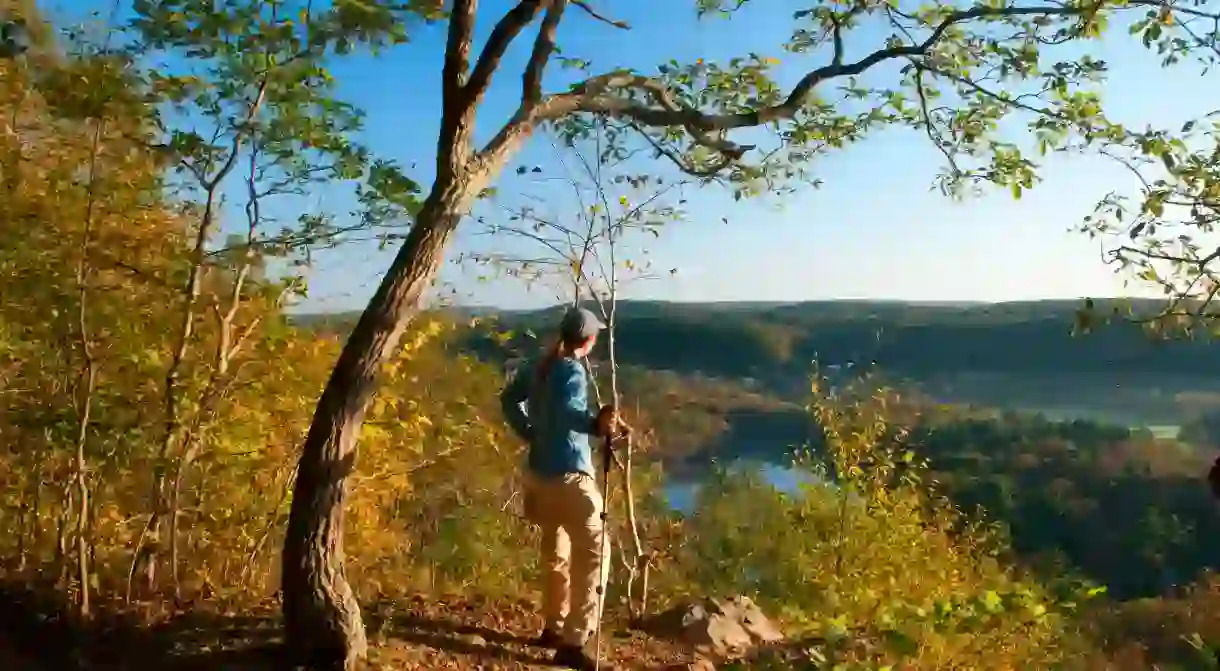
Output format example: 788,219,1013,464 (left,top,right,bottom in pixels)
48,0,1219,312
